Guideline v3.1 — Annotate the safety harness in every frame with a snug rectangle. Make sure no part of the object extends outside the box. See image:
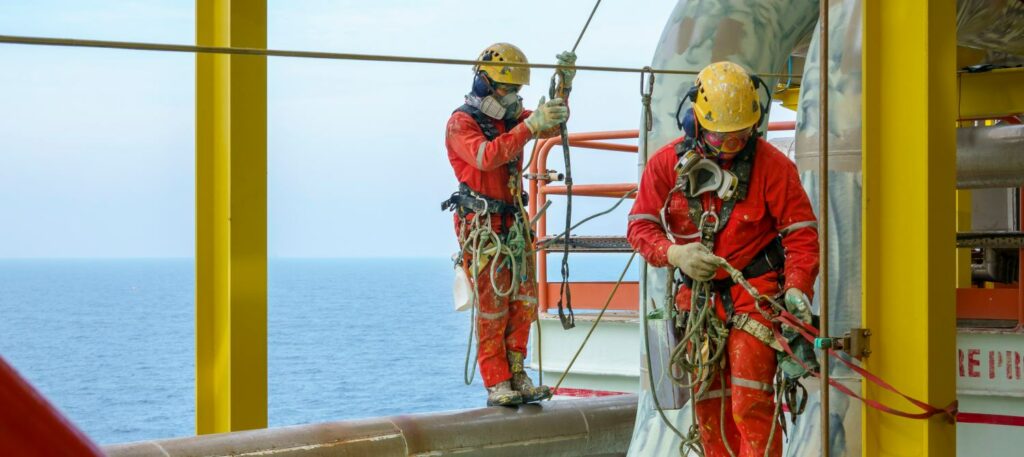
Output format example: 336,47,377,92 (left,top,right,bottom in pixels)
453,104,521,143
441,104,529,231
442,104,537,387
667,131,821,451
672,135,777,319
